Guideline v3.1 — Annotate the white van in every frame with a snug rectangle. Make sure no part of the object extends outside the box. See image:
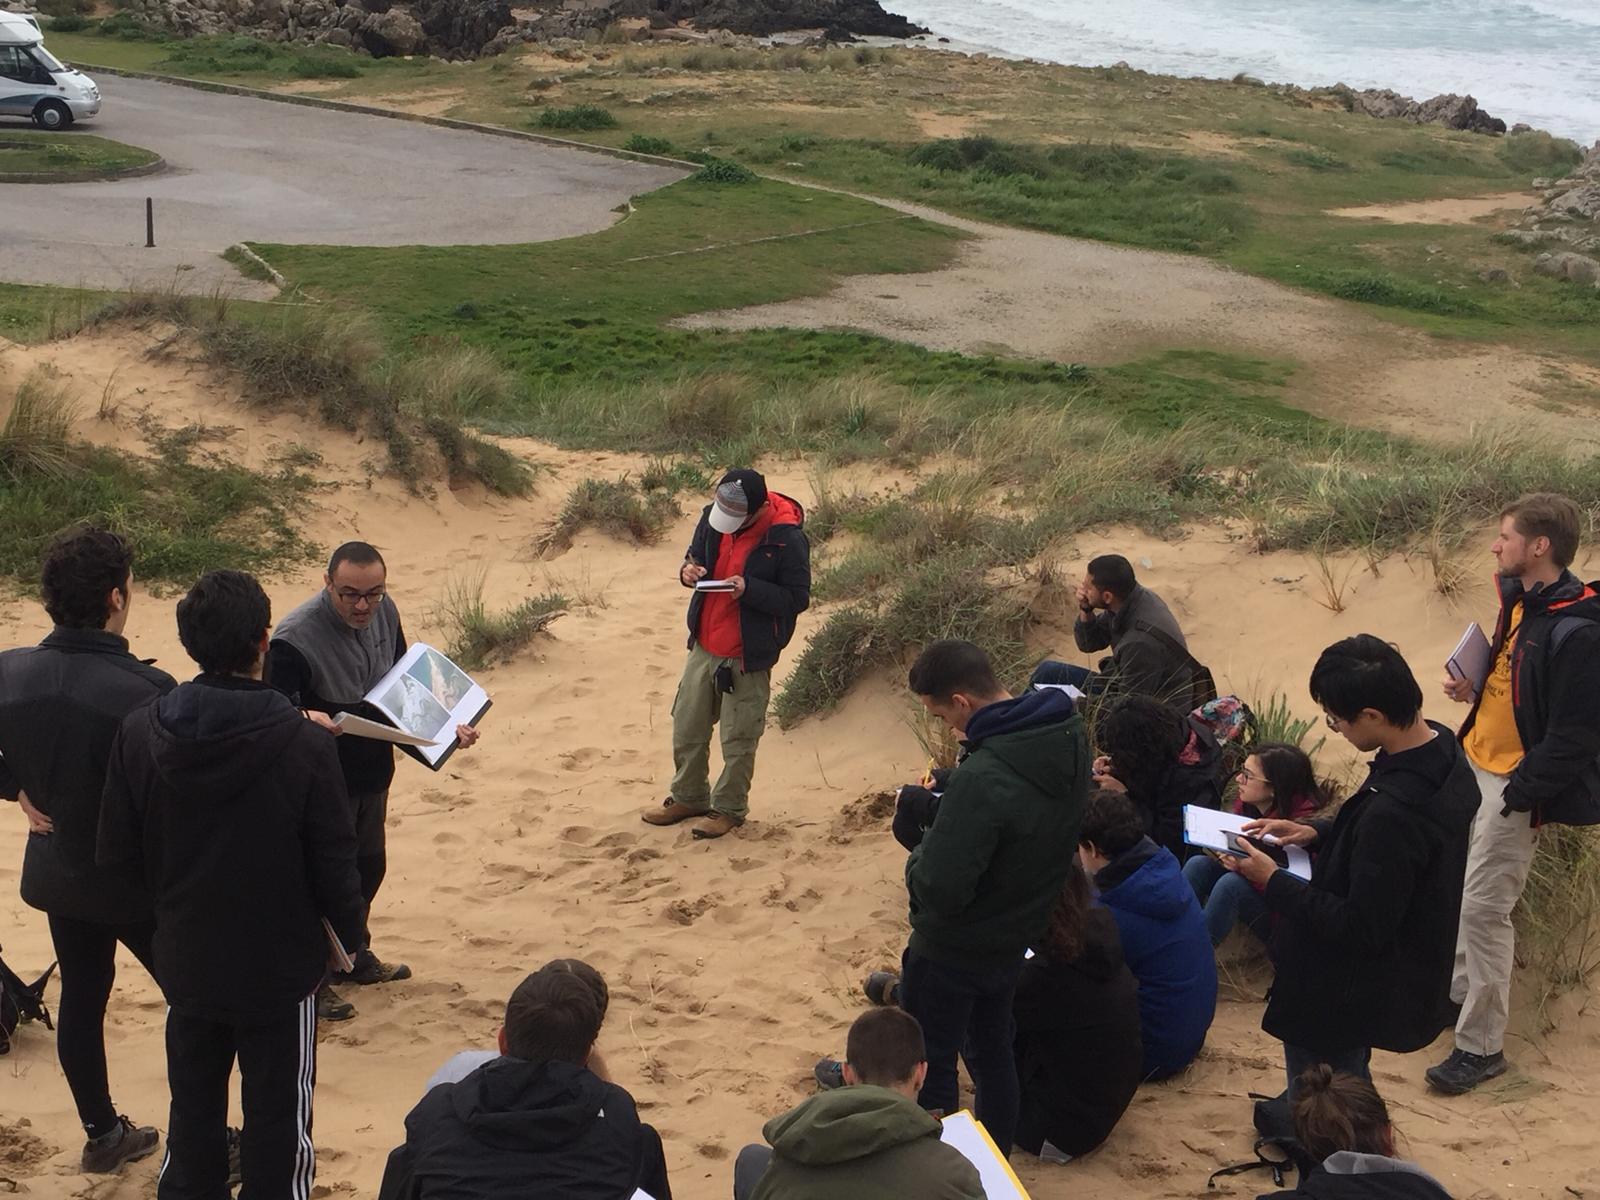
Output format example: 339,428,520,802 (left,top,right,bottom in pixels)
0,12,99,130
